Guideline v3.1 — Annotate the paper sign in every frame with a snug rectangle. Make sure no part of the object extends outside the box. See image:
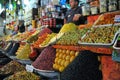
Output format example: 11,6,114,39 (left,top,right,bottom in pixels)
114,15,120,22
26,65,34,72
